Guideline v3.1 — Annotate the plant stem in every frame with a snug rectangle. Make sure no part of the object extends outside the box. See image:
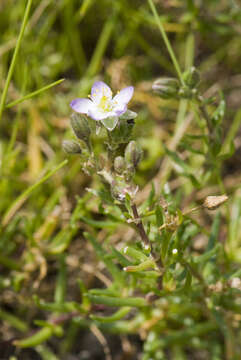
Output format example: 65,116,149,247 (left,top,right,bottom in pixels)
131,203,150,250
86,16,115,78
2,160,68,227
0,0,33,123
54,254,67,306
131,203,164,289
147,0,184,85
6,79,65,109
196,95,213,136
182,260,209,296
